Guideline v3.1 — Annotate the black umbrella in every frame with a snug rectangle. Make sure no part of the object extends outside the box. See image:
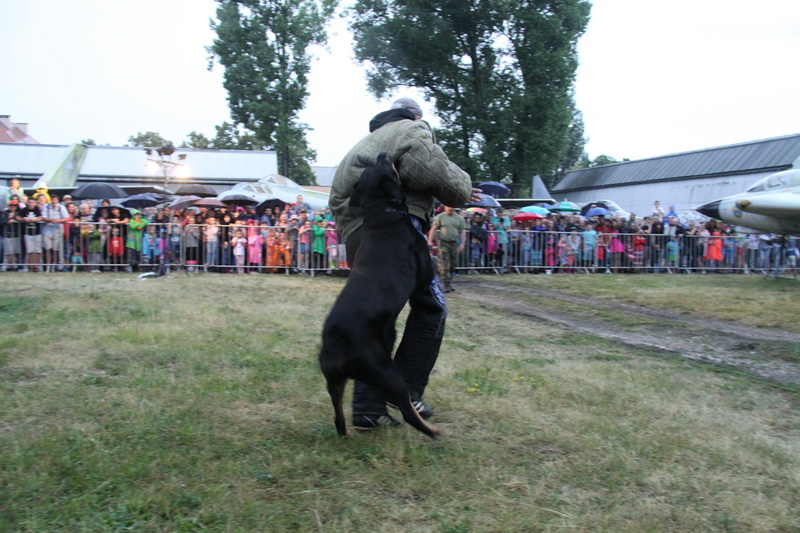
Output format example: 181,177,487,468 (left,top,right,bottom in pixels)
221,194,259,206
194,198,227,209
121,194,162,209
477,181,510,198
256,197,287,215
169,195,202,210
465,193,501,208
71,182,127,199
173,184,218,197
